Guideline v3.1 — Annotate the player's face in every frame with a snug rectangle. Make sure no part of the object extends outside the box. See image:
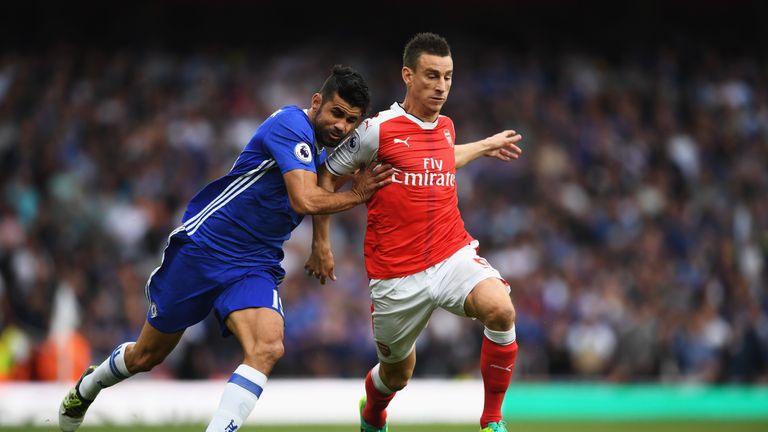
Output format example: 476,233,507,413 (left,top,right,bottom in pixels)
310,93,363,148
404,54,453,118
